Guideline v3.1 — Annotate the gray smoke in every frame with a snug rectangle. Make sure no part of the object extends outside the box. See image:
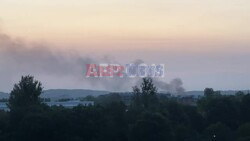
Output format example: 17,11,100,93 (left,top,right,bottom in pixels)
0,31,185,93
135,78,185,95
154,78,185,95
133,59,185,95
0,32,140,92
